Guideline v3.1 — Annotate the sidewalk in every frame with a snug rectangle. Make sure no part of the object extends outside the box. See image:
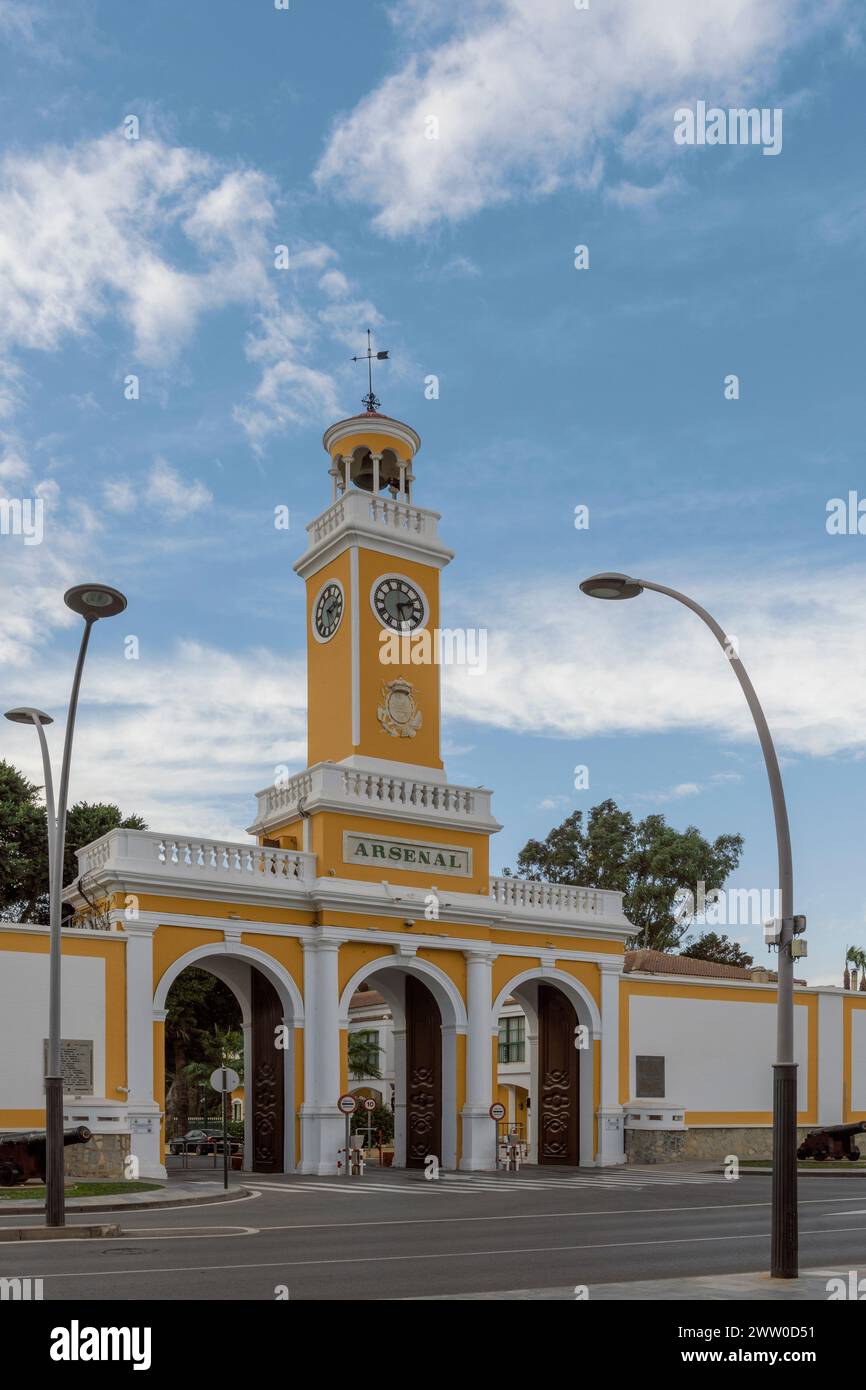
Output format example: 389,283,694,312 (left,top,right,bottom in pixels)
0,1180,249,1215
424,1268,860,1300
